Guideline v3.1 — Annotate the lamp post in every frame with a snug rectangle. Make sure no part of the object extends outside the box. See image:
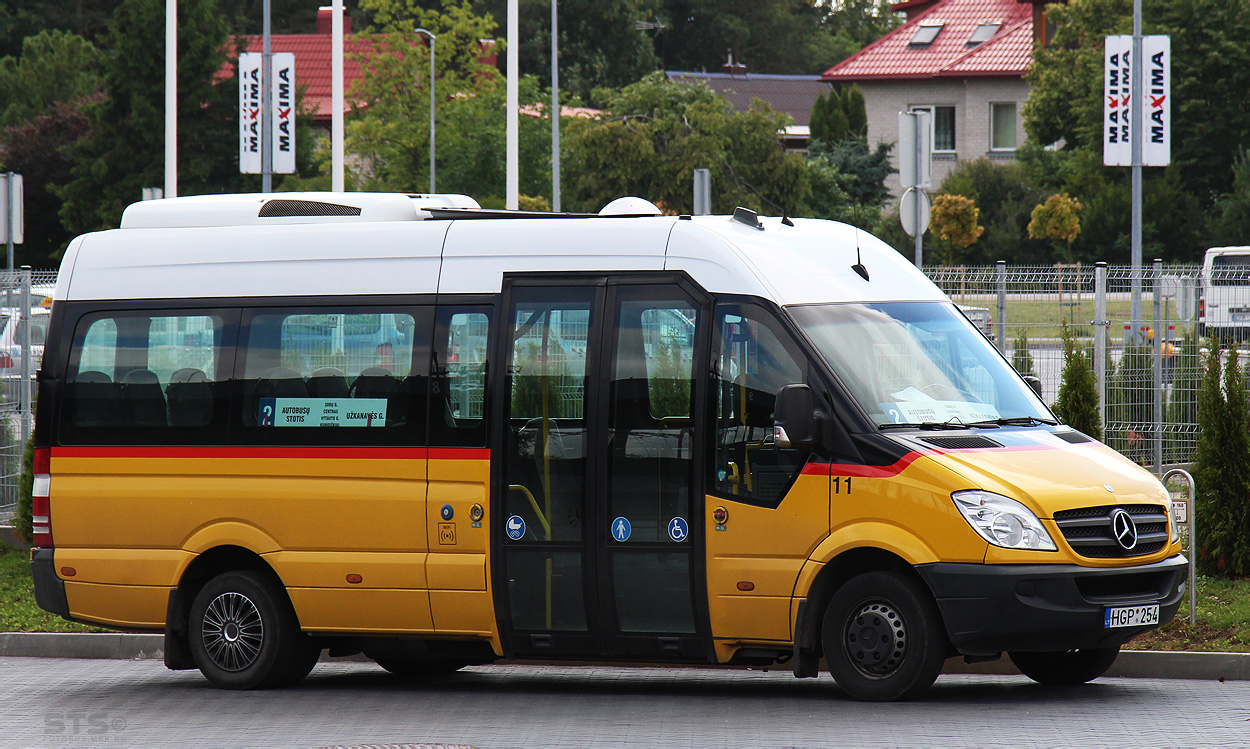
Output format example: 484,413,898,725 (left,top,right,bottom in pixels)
415,27,437,194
